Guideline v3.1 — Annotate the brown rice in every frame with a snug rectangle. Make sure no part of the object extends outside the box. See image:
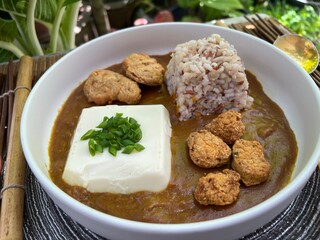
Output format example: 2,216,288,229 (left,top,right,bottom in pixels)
165,34,253,121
